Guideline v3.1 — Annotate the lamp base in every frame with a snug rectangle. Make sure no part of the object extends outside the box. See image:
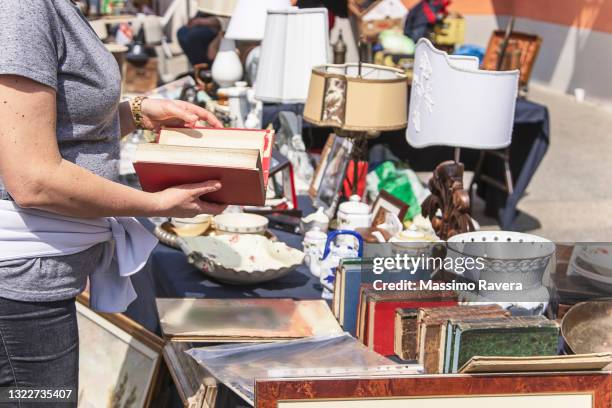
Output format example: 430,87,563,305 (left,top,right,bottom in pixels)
422,160,475,240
